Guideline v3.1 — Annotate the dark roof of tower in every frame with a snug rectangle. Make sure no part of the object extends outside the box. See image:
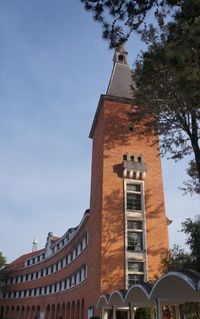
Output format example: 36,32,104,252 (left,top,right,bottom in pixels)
106,44,134,99
89,45,134,138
